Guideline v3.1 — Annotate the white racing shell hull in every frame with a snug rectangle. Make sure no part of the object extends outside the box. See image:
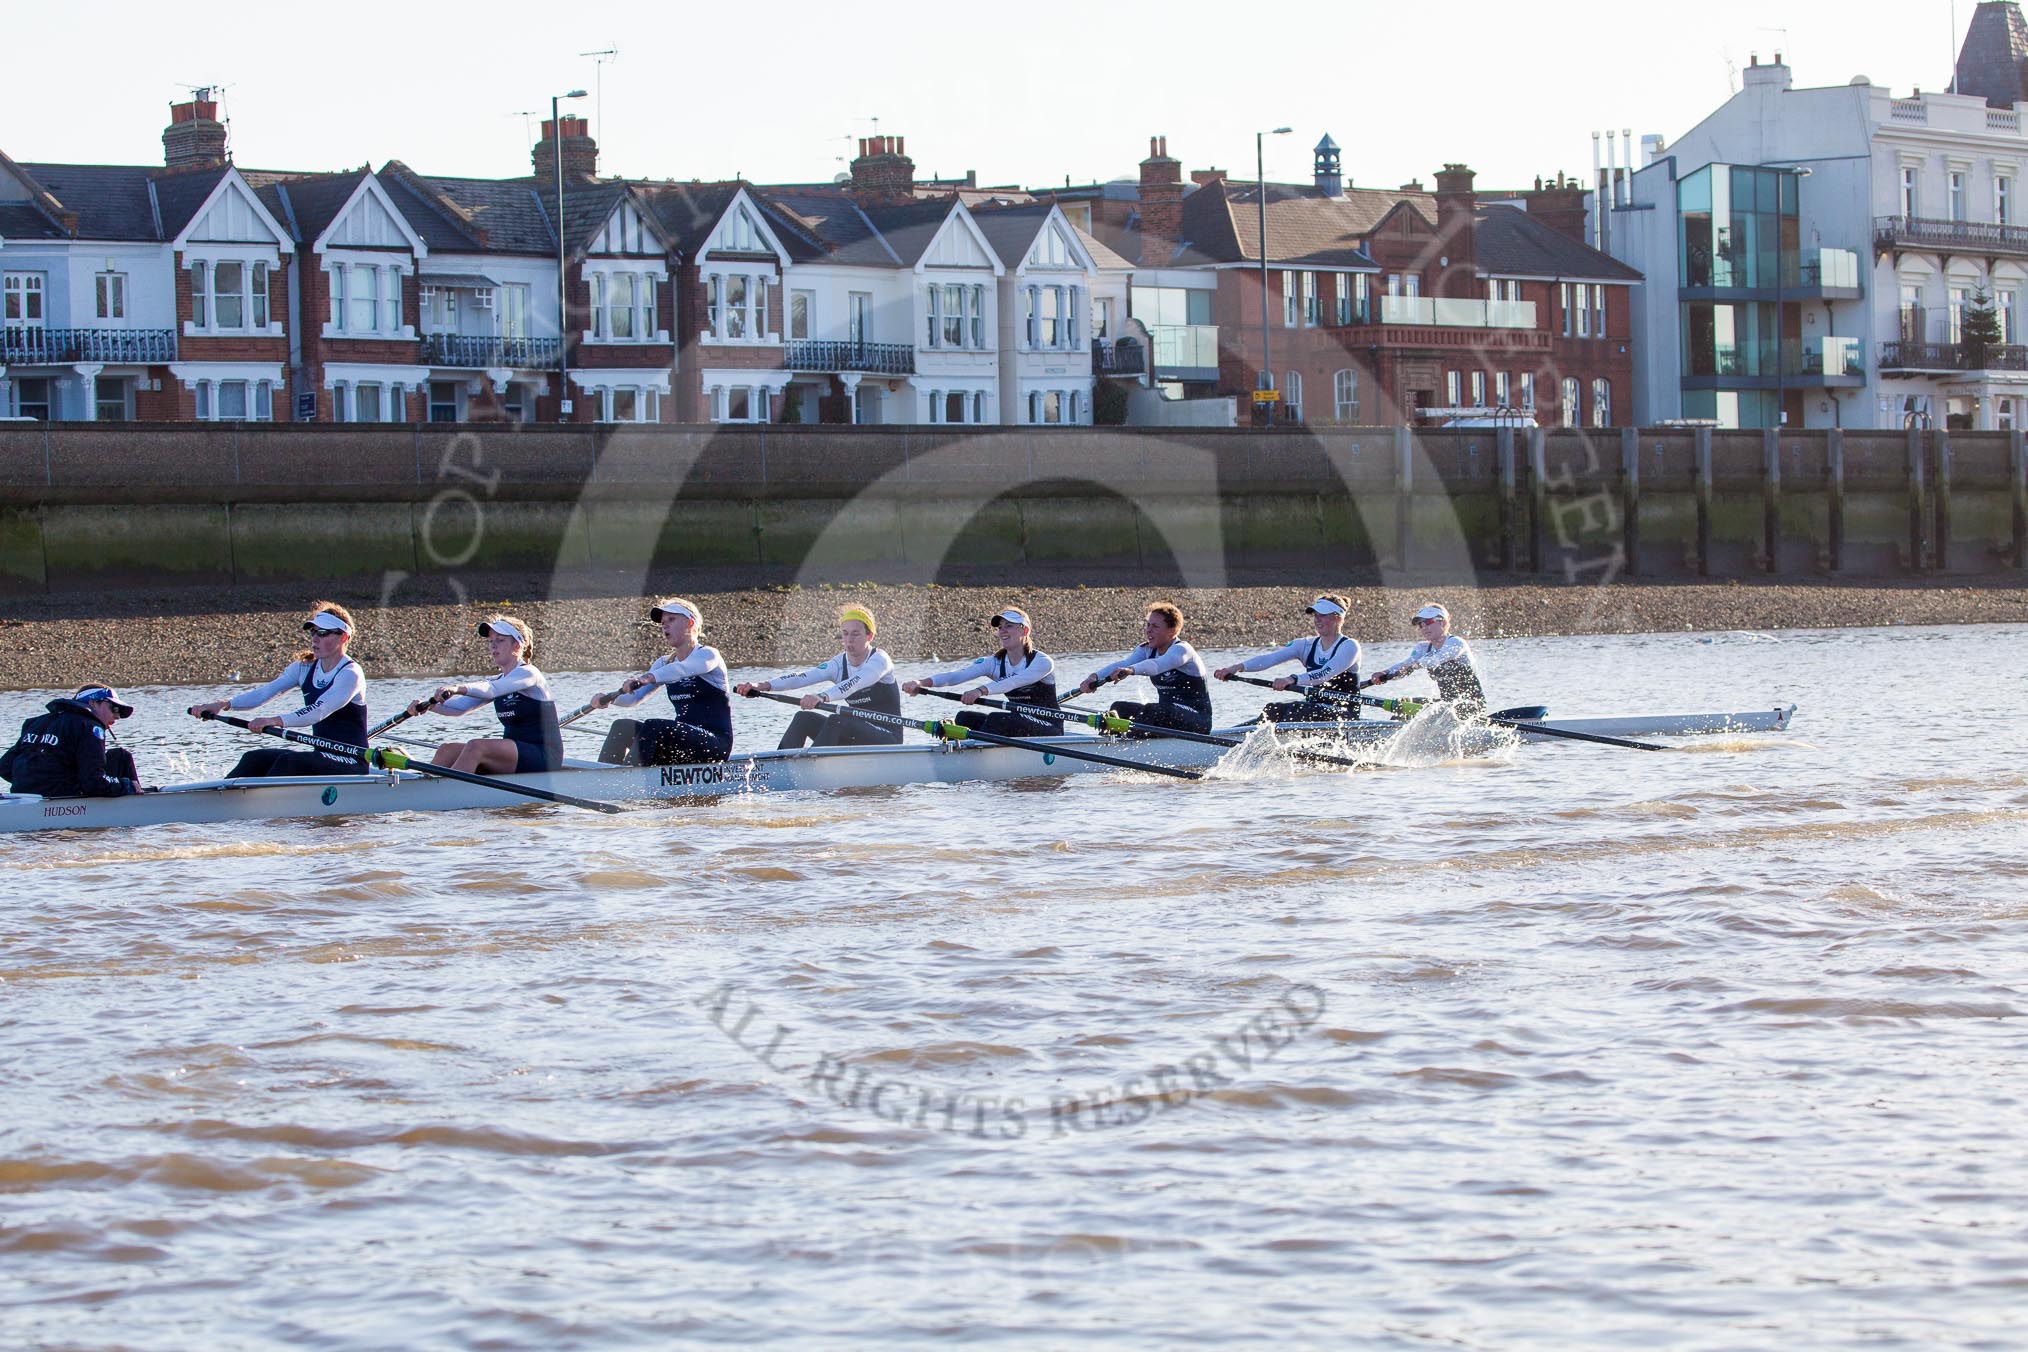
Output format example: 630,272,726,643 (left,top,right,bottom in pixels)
0,706,1797,834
